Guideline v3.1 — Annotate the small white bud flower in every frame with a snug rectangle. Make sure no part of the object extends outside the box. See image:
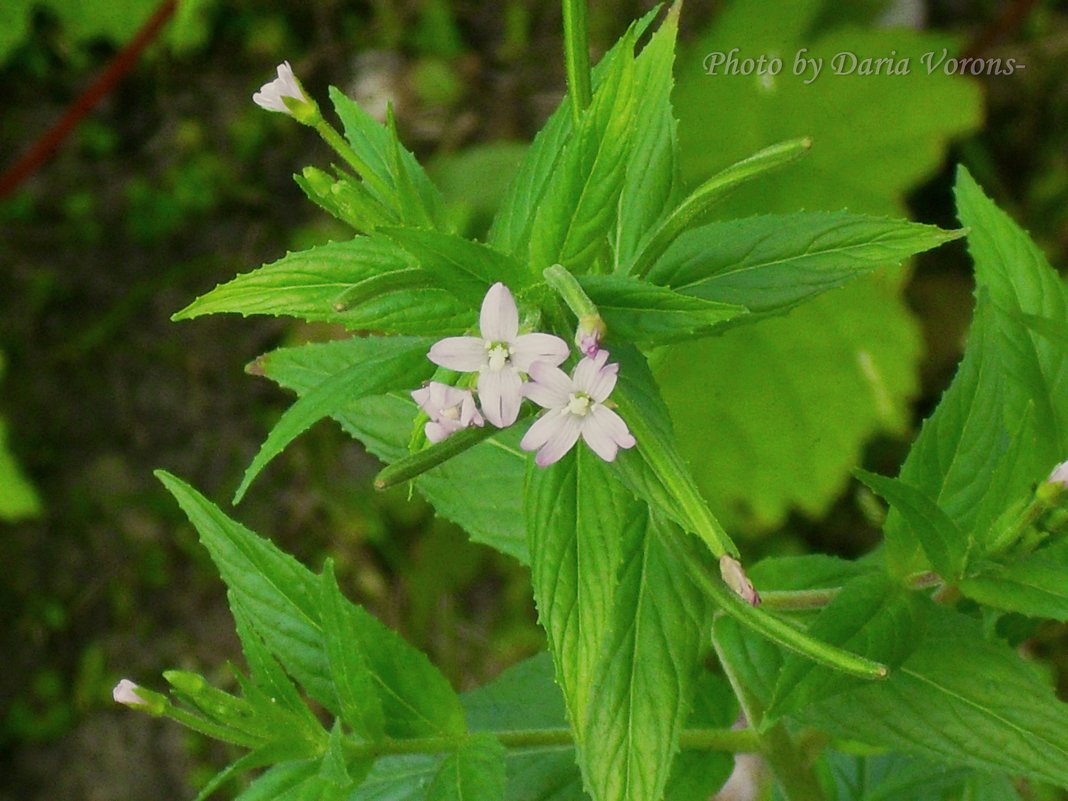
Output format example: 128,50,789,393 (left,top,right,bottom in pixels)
253,61,315,119
112,679,147,707
1048,460,1068,489
719,555,761,607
